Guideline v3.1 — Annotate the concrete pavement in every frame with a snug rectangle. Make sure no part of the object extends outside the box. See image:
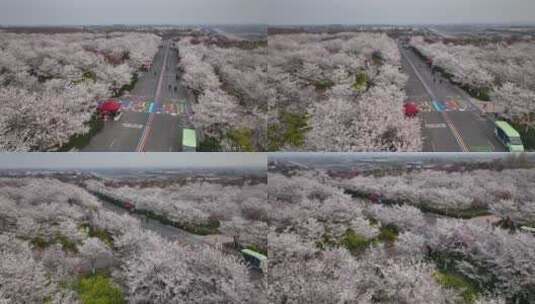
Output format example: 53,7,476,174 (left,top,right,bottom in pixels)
400,45,506,152
83,41,188,152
